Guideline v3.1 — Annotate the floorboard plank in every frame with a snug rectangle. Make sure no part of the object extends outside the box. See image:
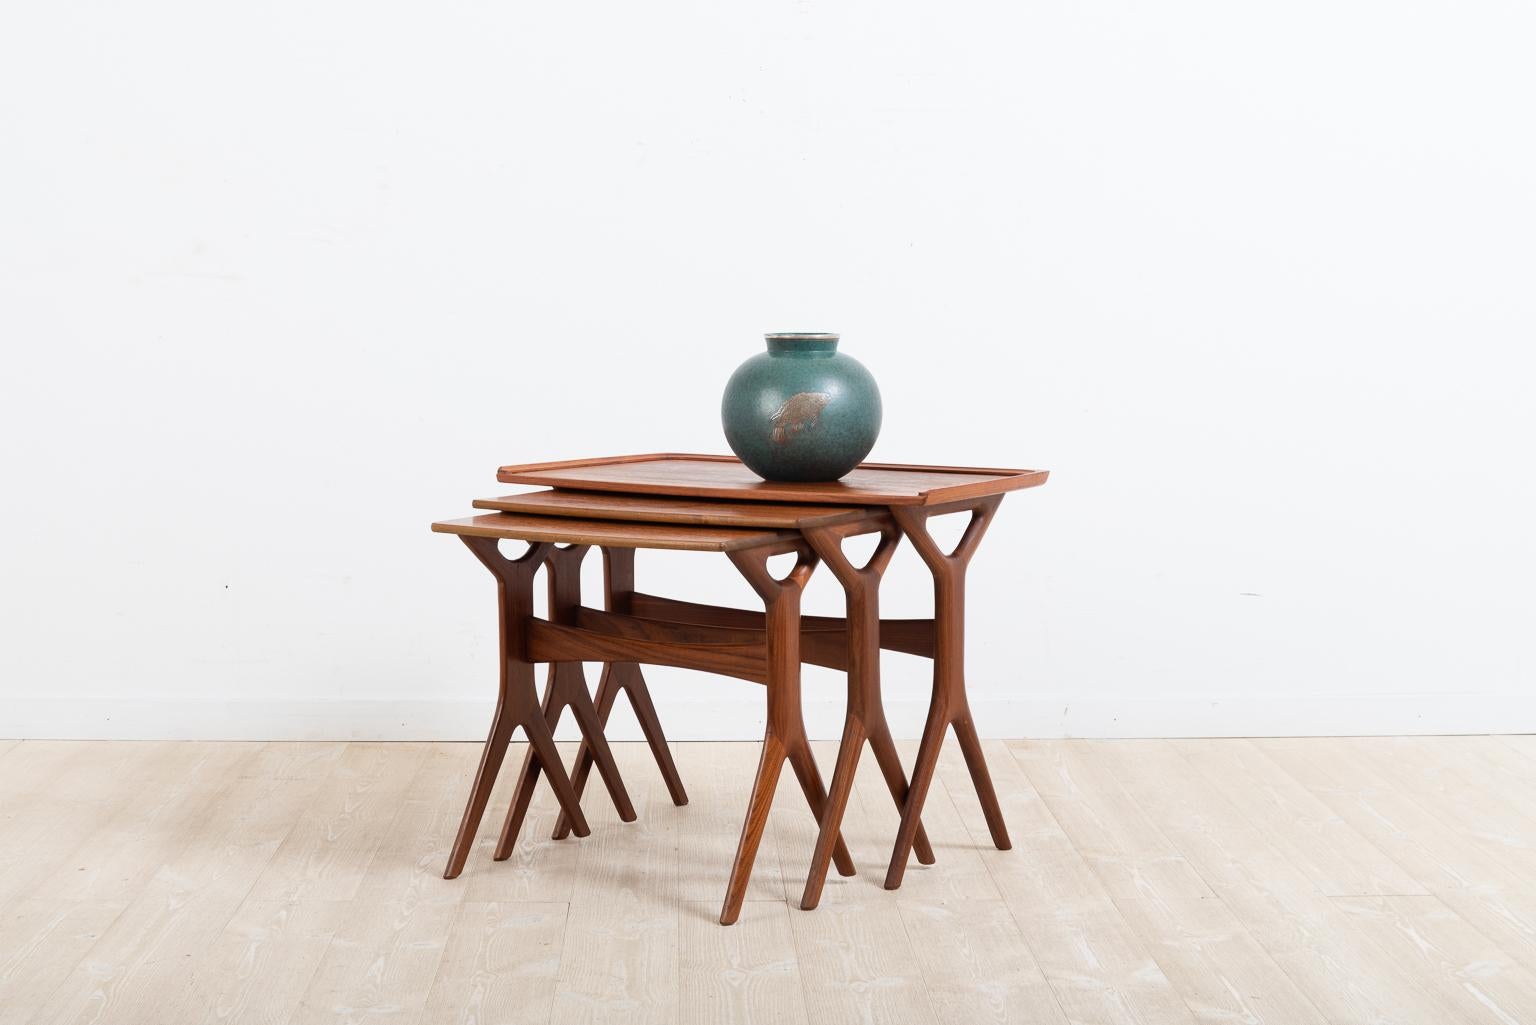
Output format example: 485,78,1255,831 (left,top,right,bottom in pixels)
356,743,478,905
0,743,163,906
551,899,678,1025
547,744,682,1025
0,900,126,1019
235,741,347,781
170,899,348,1025
1092,739,1506,1025
1335,894,1536,1024
421,901,567,1025
24,843,280,1025
289,899,456,1025
32,743,258,902
1253,737,1531,894
1493,734,1536,765
1170,739,1426,897
1013,741,1329,1025
789,899,938,1025
898,898,1068,1025
1433,886,1536,977
569,749,681,912
960,741,1199,1025
1345,737,1536,880
245,743,429,902
680,899,808,1025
